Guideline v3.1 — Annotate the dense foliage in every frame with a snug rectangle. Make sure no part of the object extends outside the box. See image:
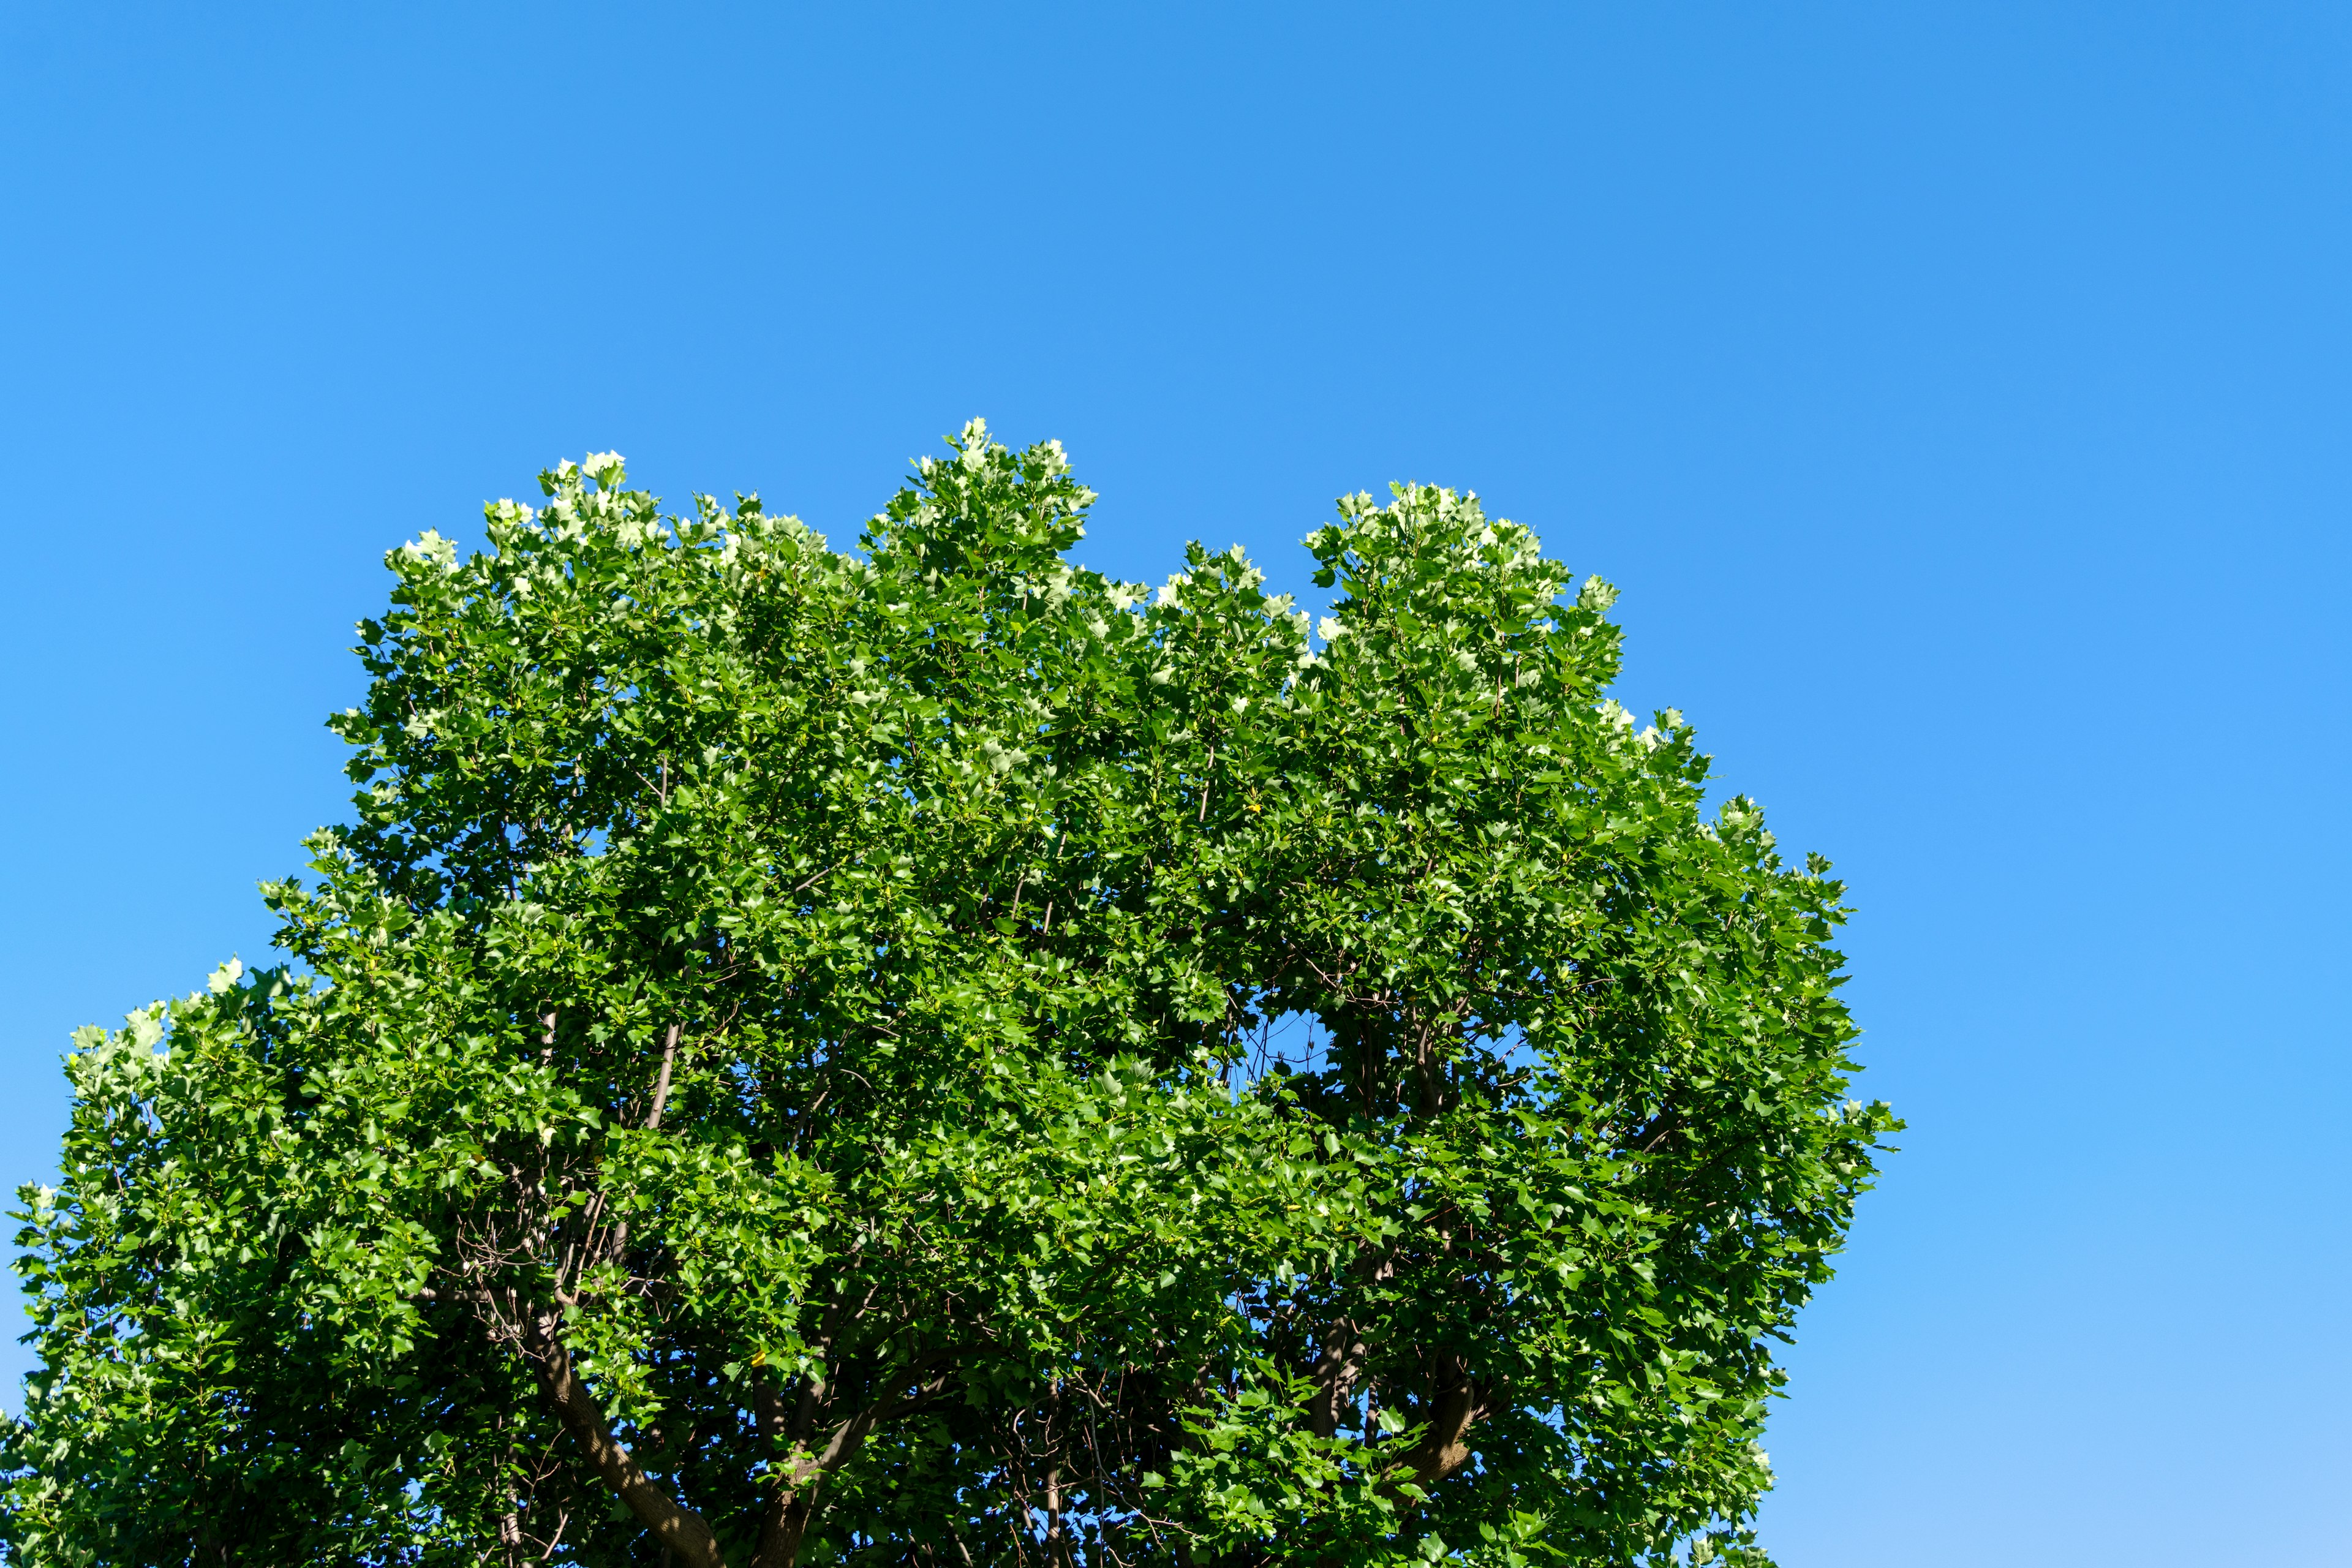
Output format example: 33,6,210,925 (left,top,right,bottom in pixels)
1,426,1894,1566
